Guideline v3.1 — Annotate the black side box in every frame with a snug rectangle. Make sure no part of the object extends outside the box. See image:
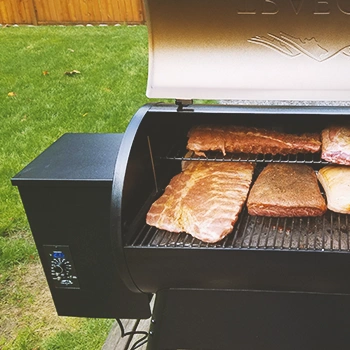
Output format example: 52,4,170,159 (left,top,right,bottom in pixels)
12,133,151,319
